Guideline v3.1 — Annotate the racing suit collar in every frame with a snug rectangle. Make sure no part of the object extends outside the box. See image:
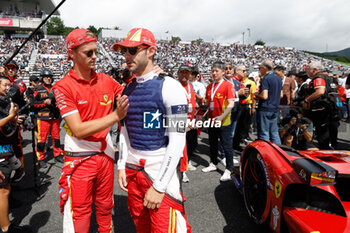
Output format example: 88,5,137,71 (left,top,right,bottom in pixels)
136,71,156,83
